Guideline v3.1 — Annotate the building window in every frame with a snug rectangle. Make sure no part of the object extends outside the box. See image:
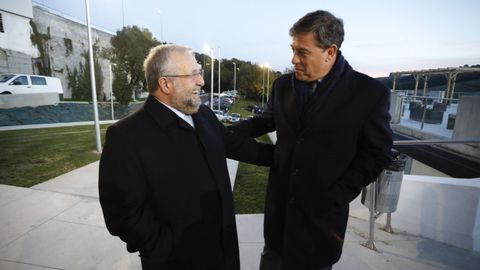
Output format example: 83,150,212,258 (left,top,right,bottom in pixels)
0,13,4,33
